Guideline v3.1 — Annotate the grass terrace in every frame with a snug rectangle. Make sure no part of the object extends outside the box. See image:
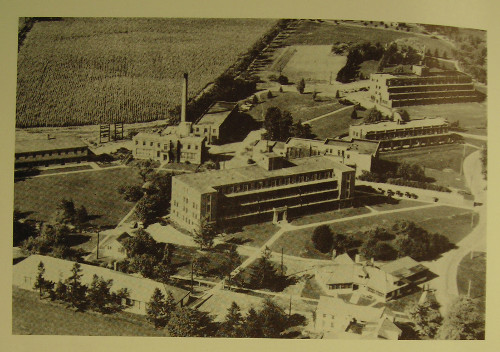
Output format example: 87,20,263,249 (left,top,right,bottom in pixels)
14,167,143,228
12,287,166,336
223,222,279,248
